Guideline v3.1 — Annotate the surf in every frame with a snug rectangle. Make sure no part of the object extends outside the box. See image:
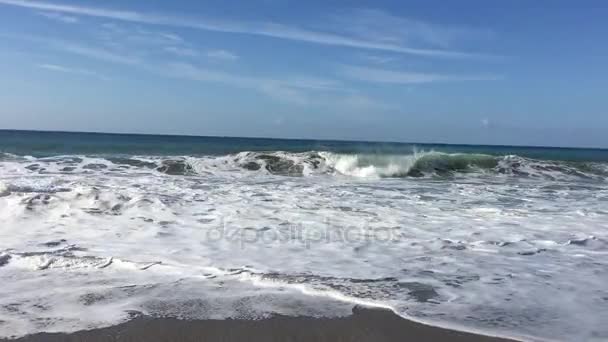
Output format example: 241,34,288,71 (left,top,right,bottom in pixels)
3,150,607,182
